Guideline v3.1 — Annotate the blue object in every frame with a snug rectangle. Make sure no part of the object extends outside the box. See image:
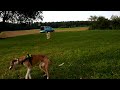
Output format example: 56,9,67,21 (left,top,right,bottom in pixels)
40,26,54,33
